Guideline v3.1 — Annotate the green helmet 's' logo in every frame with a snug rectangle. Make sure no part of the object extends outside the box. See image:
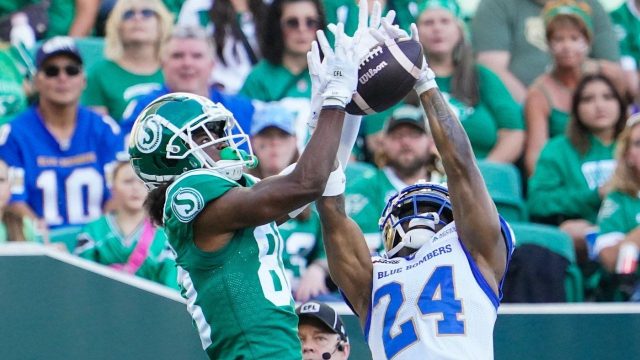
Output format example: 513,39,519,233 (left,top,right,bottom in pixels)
136,115,163,154
171,187,204,223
